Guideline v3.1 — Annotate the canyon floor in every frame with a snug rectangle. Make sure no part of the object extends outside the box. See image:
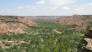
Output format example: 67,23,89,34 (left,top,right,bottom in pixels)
0,15,91,52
